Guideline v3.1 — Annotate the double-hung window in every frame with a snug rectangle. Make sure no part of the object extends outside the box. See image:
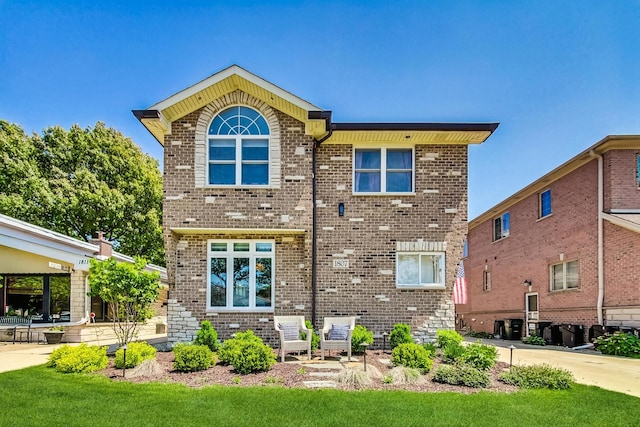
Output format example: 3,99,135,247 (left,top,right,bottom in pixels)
539,189,552,218
494,212,510,241
550,260,578,291
354,148,413,193
207,240,274,311
396,252,445,288
208,106,270,186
